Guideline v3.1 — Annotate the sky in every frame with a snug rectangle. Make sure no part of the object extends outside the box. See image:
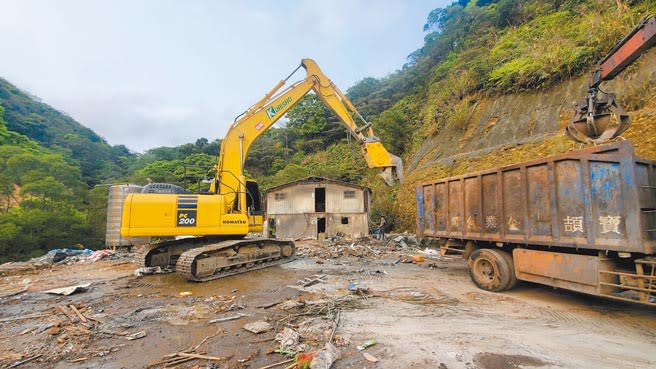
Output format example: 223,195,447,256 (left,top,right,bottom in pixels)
0,0,449,152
